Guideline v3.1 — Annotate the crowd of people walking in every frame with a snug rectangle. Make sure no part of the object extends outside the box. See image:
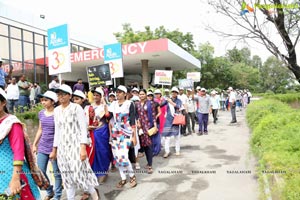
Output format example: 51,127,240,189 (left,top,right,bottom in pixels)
0,70,253,199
